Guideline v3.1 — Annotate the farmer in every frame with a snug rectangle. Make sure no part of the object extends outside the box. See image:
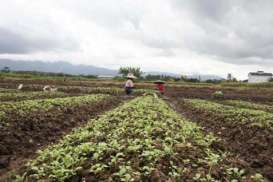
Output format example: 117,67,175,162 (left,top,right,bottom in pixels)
17,84,24,90
154,80,165,95
124,73,136,95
